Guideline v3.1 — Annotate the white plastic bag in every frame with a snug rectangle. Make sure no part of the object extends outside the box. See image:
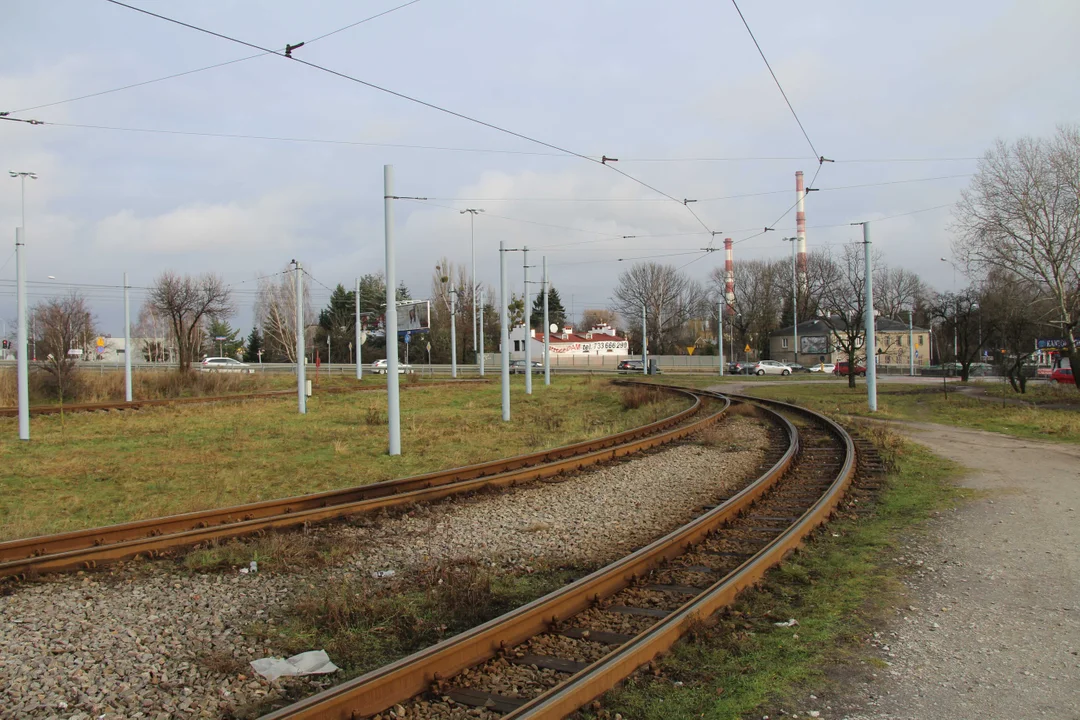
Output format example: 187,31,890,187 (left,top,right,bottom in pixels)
250,650,339,682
